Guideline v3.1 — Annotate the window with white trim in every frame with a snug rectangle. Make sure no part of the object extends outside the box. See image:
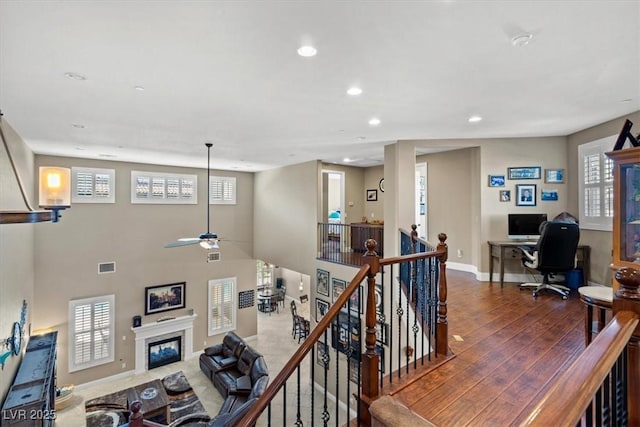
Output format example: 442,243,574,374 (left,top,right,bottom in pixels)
209,176,236,205
69,295,115,372
72,167,116,203
256,260,274,288
208,277,236,335
578,135,615,231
